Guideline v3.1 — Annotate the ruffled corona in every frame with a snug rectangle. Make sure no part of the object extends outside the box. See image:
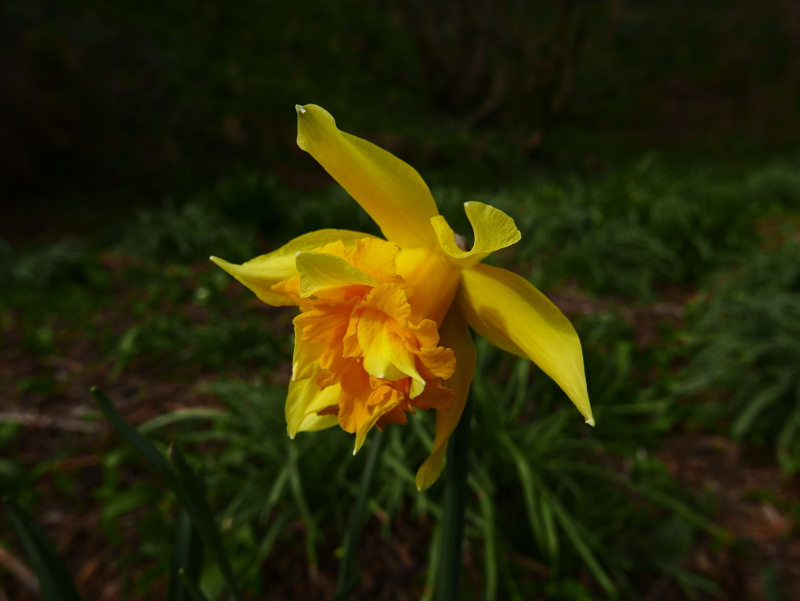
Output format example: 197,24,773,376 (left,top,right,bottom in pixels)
277,238,458,453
